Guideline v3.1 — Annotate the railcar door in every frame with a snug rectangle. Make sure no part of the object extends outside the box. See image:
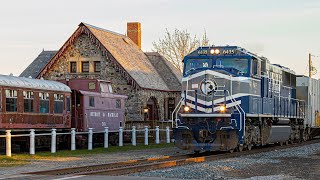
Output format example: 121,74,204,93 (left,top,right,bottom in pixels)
71,90,84,131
